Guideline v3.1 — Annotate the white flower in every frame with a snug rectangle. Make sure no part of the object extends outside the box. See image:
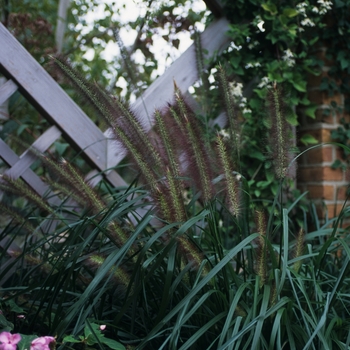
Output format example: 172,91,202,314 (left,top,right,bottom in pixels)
317,0,332,10
282,49,296,67
243,108,252,114
245,62,261,69
317,0,332,14
312,6,319,13
286,58,296,67
229,82,243,97
283,49,293,58
301,18,315,26
239,97,247,108
296,2,308,7
296,2,308,16
219,129,230,139
257,20,265,32
257,76,271,89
